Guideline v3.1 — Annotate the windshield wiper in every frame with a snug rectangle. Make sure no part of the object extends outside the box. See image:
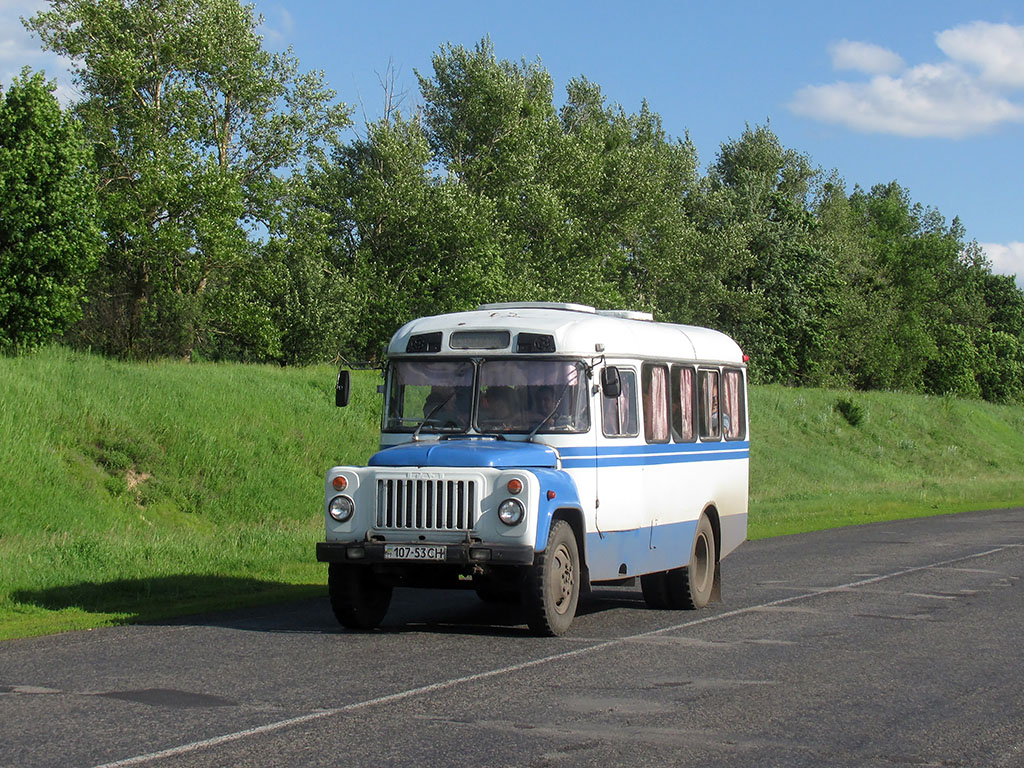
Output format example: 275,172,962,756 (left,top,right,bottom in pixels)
528,382,572,441
413,392,456,441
